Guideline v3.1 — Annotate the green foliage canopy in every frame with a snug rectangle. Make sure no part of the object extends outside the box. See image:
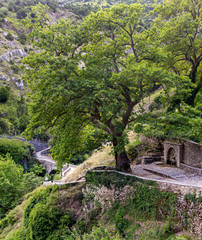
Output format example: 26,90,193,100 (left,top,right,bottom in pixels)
0,138,34,167
0,86,9,103
0,154,23,219
153,0,202,106
23,3,191,171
